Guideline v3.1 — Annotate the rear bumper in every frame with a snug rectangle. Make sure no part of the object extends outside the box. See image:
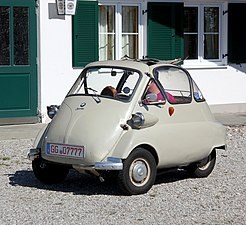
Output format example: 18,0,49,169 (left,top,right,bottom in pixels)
27,148,123,171
27,148,40,160
95,157,123,170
